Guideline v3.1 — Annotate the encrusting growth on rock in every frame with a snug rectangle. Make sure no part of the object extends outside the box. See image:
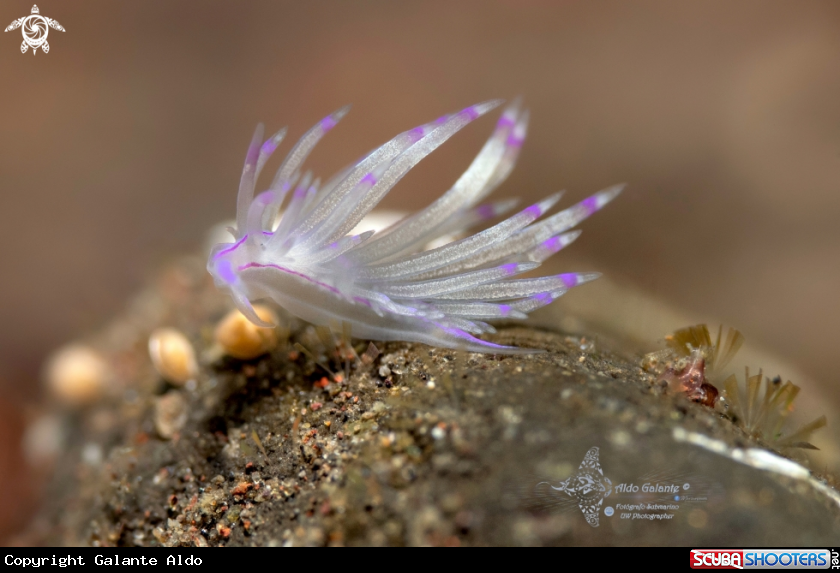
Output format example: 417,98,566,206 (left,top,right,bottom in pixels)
643,324,827,451
642,324,744,407
722,369,827,451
